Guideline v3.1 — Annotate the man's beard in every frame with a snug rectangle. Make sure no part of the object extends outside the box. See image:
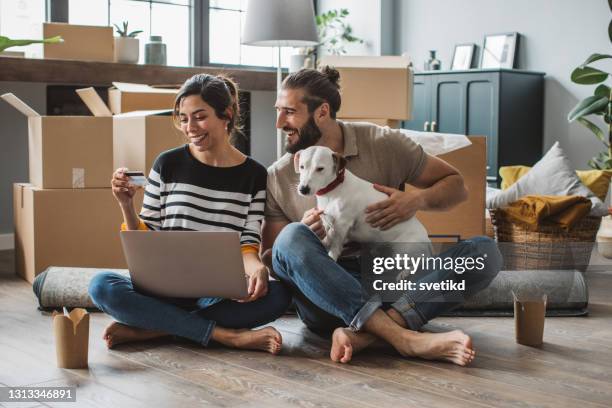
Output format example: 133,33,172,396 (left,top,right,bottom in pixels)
284,115,322,154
